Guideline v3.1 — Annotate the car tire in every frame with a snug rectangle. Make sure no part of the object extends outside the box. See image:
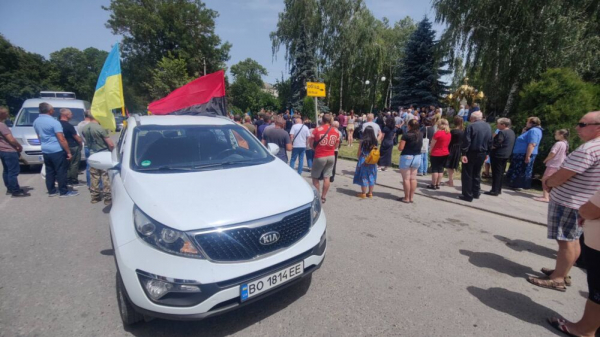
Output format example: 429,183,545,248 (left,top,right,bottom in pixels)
116,271,143,325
